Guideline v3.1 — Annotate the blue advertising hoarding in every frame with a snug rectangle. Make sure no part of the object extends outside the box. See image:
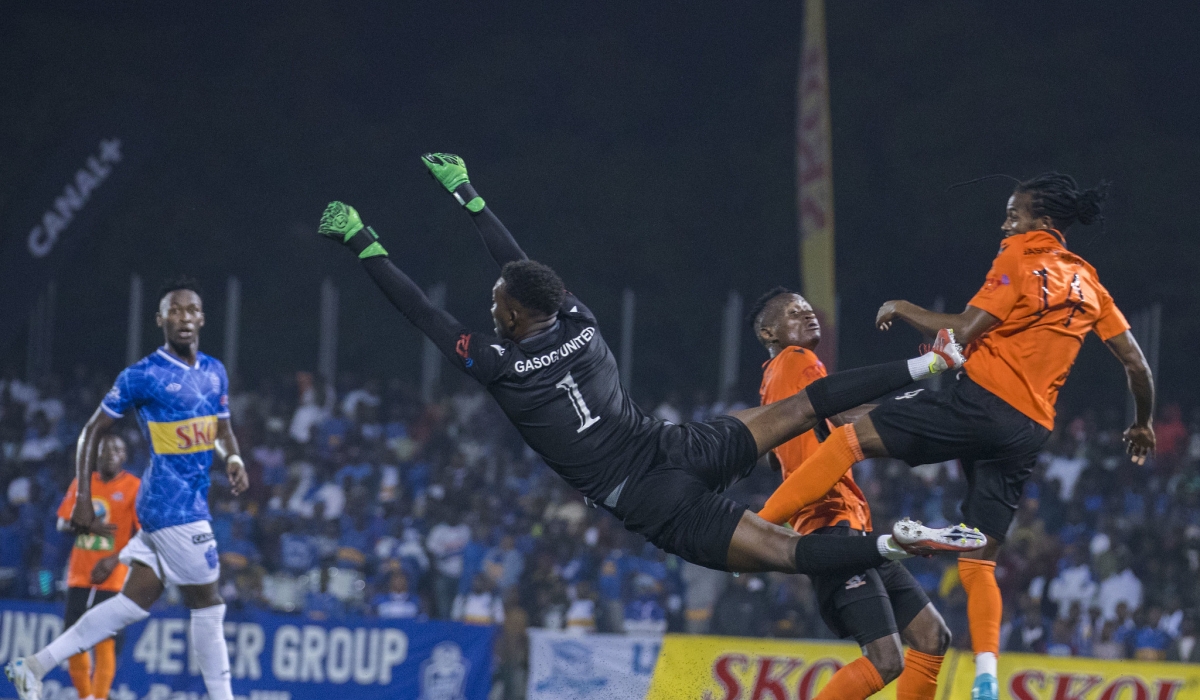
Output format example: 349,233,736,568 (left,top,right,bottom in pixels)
0,600,493,700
